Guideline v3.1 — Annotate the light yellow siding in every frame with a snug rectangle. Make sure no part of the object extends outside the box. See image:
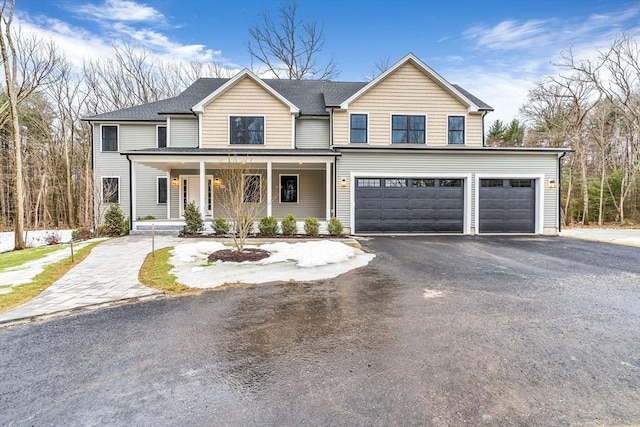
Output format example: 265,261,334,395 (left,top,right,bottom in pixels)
334,62,483,147
201,76,293,148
